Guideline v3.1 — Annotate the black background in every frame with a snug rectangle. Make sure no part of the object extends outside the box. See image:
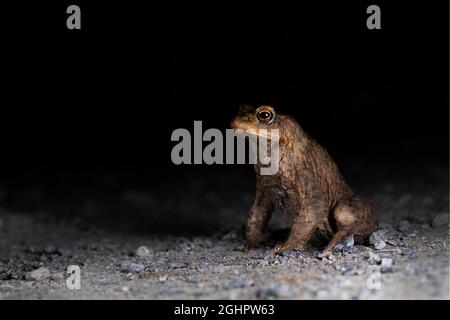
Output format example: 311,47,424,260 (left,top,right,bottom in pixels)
2,1,448,187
